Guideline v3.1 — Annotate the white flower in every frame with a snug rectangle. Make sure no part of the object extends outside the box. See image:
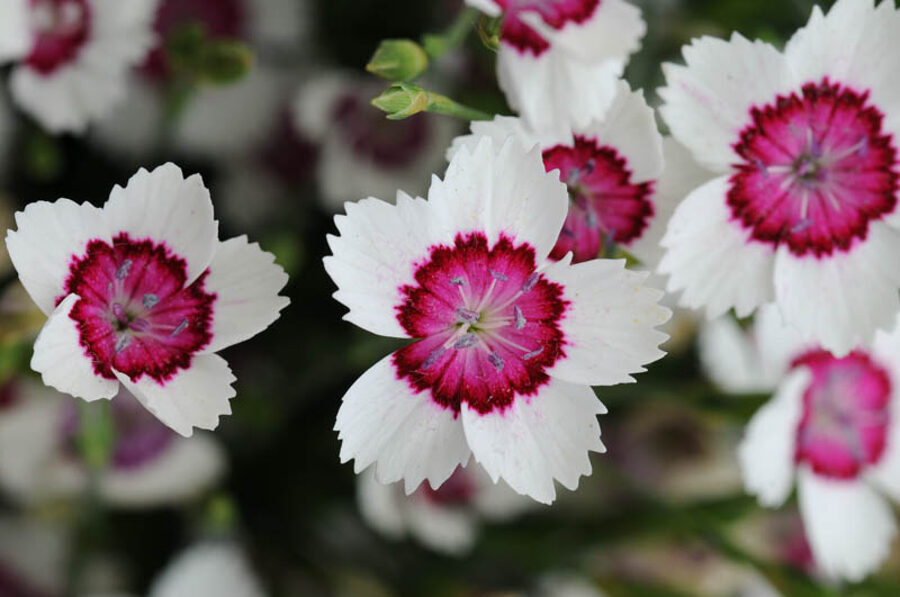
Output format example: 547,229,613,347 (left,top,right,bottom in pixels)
148,543,266,597
292,71,460,211
719,306,900,581
0,378,226,507
5,163,290,436
357,463,534,555
0,0,159,134
465,0,645,133
658,0,900,356
0,516,68,596
324,136,670,504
